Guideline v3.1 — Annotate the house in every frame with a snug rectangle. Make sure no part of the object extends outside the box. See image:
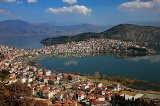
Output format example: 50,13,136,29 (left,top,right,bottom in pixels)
90,99,112,106
112,82,122,92
43,69,51,76
68,74,79,82
32,88,38,96
87,93,96,100
48,78,59,85
77,90,86,102
43,90,54,99
21,77,27,83
27,77,33,83
120,91,144,100
81,84,90,90
62,83,72,89
86,86,95,93
97,83,103,87
39,82,46,88
96,94,105,101
93,86,107,95
68,90,76,97
37,69,43,75
56,91,65,100
134,94,144,100
106,94,113,101
57,73,63,79
54,100,78,106
43,77,49,83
